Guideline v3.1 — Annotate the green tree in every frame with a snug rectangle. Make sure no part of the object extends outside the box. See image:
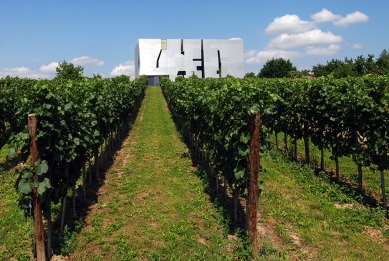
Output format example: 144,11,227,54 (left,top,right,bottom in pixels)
343,57,358,77
289,69,311,78
93,73,103,79
366,54,378,74
244,72,256,78
257,58,297,78
312,58,356,78
376,49,389,75
54,61,84,82
355,55,367,75
311,63,329,77
325,59,346,78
